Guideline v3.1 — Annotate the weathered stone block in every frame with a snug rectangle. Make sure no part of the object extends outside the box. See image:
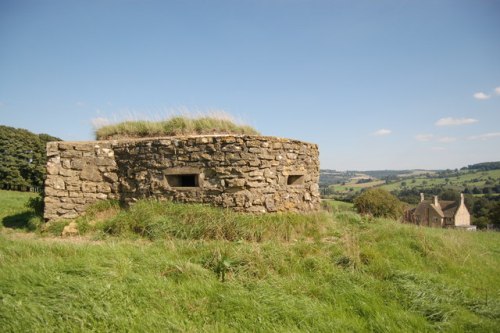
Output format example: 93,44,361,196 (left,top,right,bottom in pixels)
96,157,116,166
226,178,246,188
46,163,60,175
82,182,97,193
61,150,82,158
80,164,103,182
59,168,75,177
